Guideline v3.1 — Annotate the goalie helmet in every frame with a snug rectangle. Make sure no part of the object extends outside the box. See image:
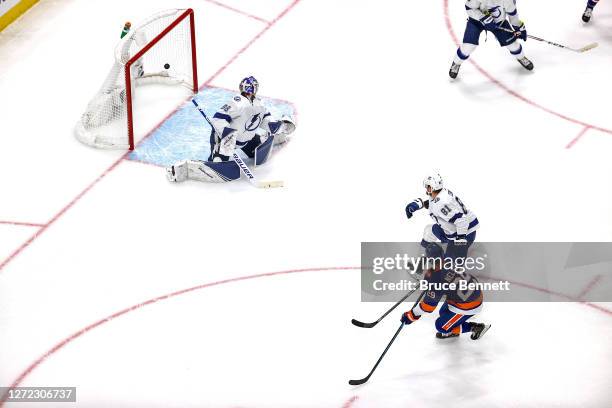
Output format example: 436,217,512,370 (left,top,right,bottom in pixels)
423,172,443,195
239,76,259,97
